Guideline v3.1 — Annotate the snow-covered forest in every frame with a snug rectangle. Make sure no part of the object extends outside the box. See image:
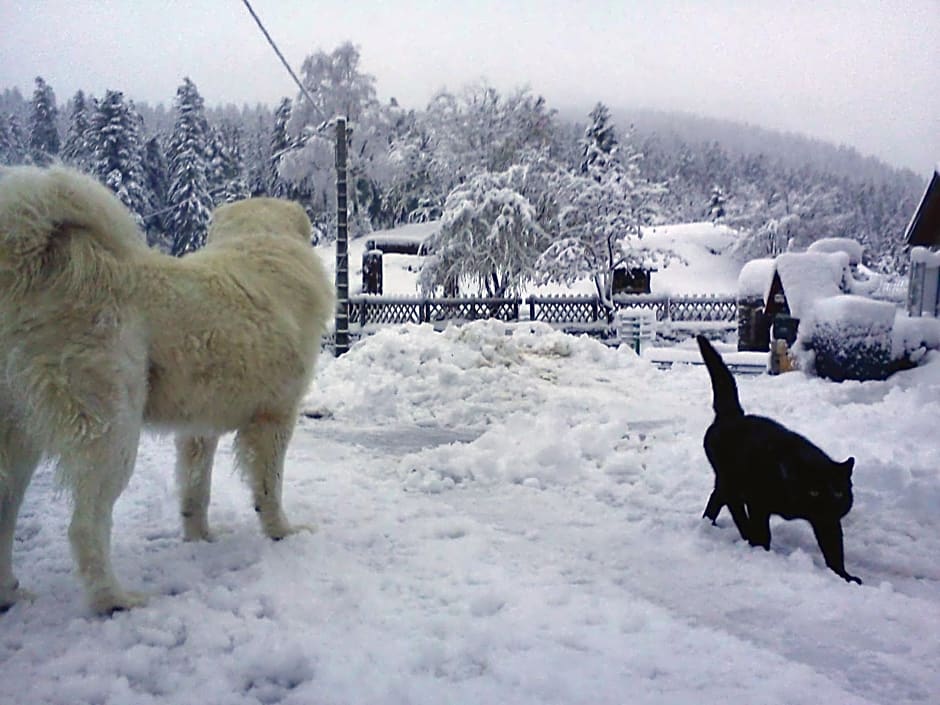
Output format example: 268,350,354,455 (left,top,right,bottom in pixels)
0,42,923,275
